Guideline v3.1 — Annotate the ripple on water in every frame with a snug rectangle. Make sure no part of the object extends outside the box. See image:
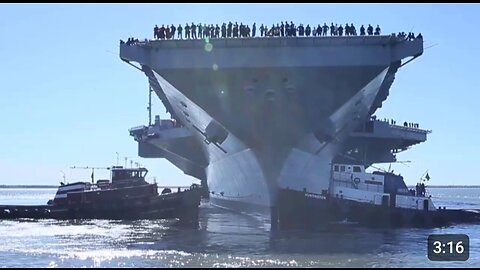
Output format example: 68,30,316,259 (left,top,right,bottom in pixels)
0,188,479,267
